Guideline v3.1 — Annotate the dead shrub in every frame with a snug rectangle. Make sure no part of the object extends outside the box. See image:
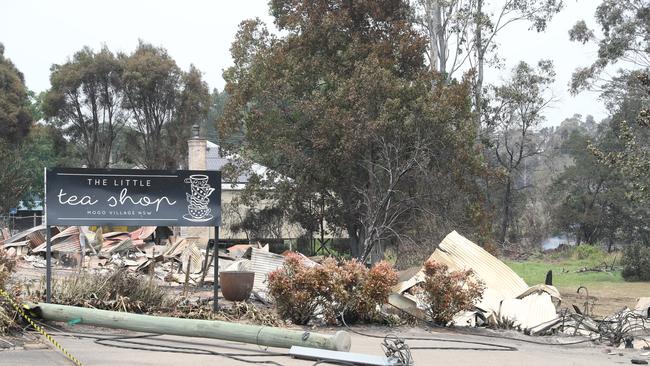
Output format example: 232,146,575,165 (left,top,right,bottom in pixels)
267,254,331,325
0,248,17,334
0,248,15,290
267,253,398,325
49,269,168,313
337,260,398,323
163,300,283,327
419,260,484,325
